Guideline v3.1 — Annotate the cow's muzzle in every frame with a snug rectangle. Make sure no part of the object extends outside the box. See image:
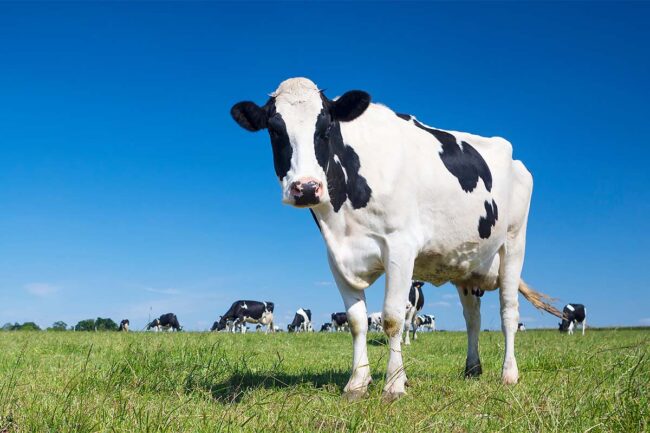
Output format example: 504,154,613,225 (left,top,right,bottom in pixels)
289,178,323,207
